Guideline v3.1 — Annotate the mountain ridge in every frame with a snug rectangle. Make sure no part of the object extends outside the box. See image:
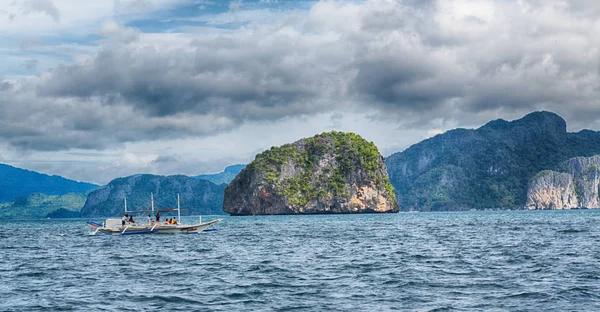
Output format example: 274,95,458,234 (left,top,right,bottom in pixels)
385,111,600,211
0,163,98,203
81,174,226,217
193,164,246,185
